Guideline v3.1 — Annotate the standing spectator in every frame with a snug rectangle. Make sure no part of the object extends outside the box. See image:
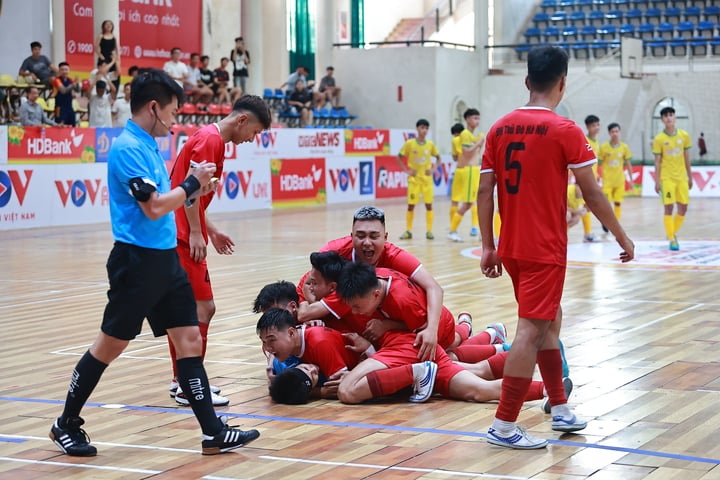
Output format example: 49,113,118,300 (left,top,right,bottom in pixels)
163,47,189,89
230,36,250,93
52,62,79,126
18,41,58,87
112,83,131,128
698,132,707,161
479,46,634,449
88,78,115,128
288,79,313,127
318,66,342,109
95,20,120,91
19,86,56,126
